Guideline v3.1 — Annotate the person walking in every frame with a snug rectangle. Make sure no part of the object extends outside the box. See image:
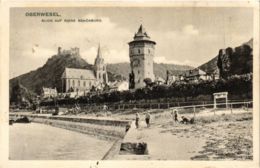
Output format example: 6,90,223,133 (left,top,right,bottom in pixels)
135,112,140,129
145,112,151,127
